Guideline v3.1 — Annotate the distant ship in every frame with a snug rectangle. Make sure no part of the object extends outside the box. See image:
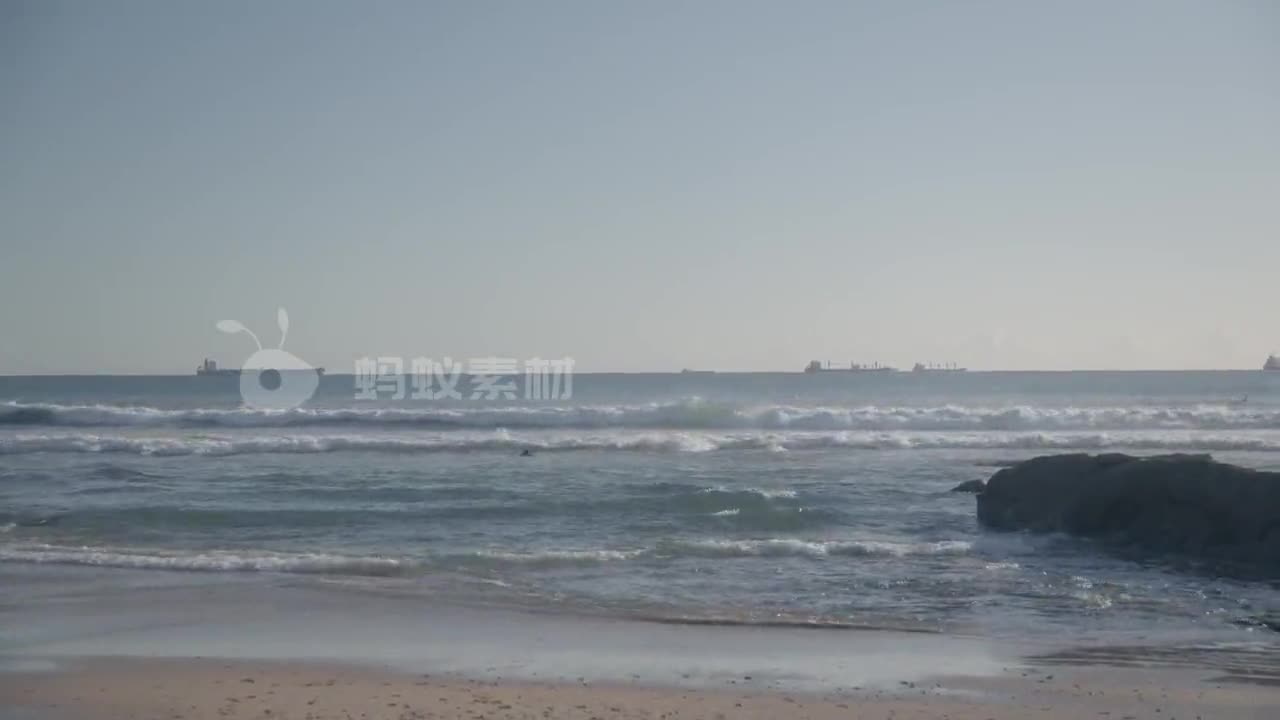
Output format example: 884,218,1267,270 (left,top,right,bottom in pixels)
197,358,325,376
912,362,967,373
196,358,240,376
1266,355,1280,371
680,369,716,375
804,360,896,373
